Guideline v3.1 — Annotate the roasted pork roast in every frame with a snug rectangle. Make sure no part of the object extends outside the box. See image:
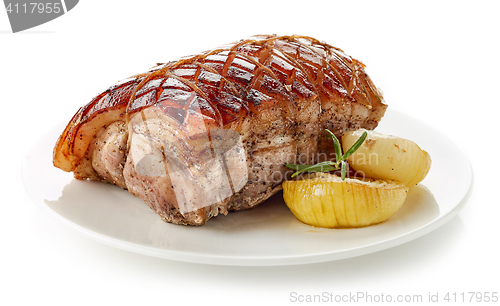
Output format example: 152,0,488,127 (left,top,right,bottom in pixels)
53,35,387,225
